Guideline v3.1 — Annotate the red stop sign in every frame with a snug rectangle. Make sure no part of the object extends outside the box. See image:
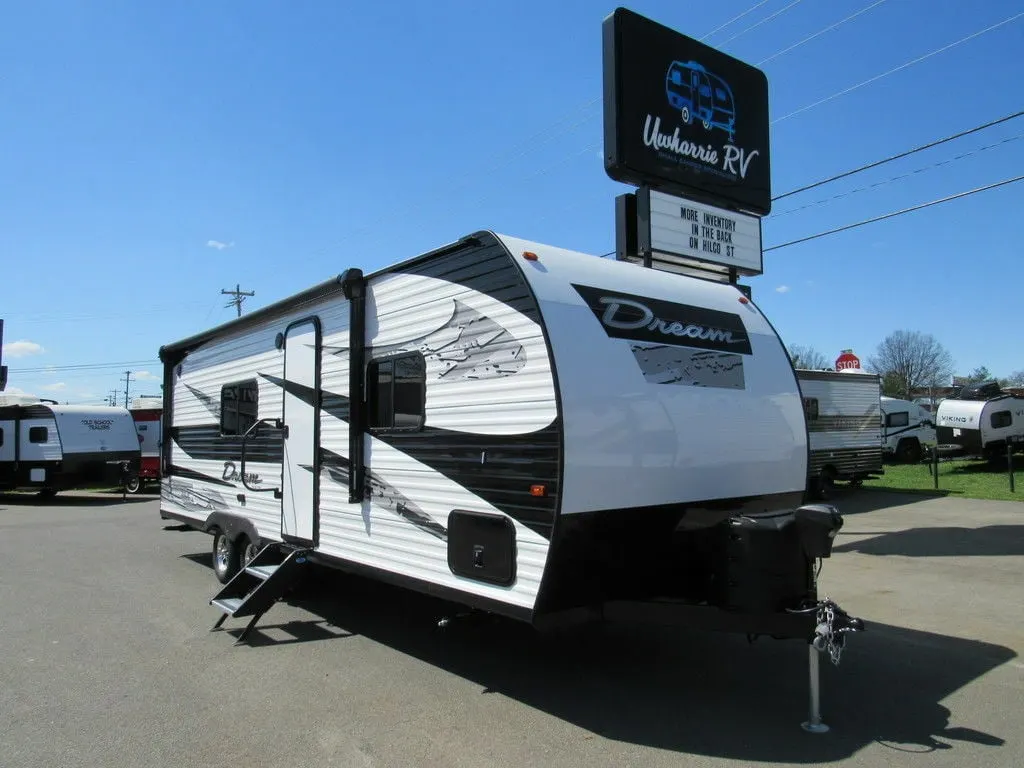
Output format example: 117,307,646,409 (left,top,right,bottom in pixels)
835,350,861,370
